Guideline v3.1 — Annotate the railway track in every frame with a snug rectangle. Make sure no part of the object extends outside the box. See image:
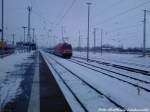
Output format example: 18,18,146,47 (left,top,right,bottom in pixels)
70,58,150,84
73,56,150,76
98,56,150,69
42,54,127,112
68,59,150,93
